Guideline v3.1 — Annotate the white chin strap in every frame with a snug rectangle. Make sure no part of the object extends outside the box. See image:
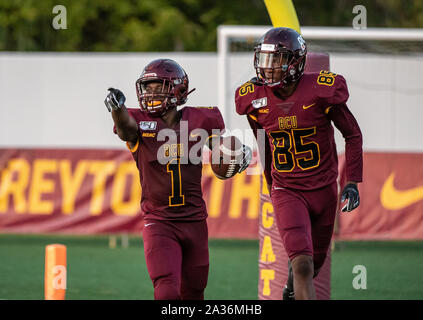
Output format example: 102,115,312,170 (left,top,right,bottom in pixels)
266,80,281,86
259,74,281,86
